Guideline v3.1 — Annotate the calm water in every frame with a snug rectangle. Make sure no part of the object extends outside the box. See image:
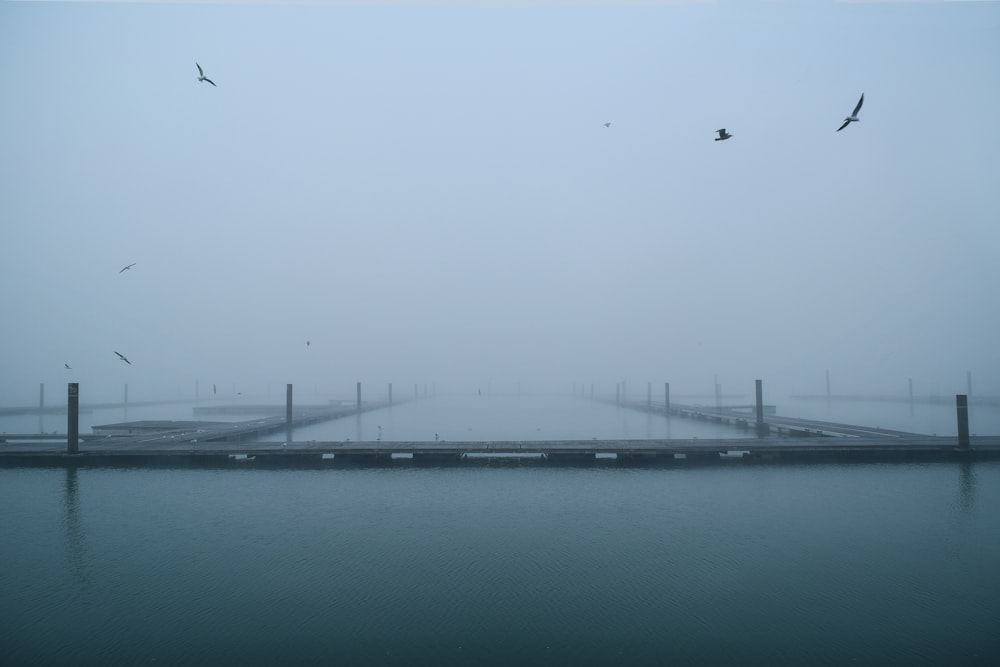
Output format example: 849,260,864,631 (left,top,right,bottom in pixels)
2,462,998,666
